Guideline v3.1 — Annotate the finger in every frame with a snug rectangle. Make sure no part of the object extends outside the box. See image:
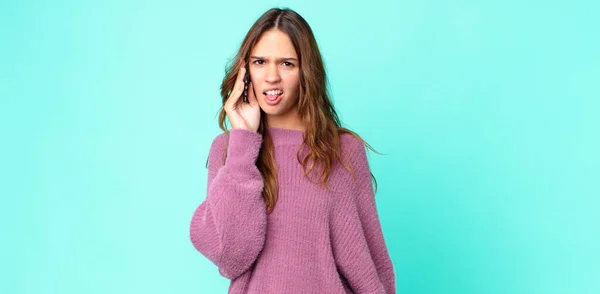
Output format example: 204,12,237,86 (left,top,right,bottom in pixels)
226,89,241,108
226,66,246,106
234,66,244,92
238,65,246,84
